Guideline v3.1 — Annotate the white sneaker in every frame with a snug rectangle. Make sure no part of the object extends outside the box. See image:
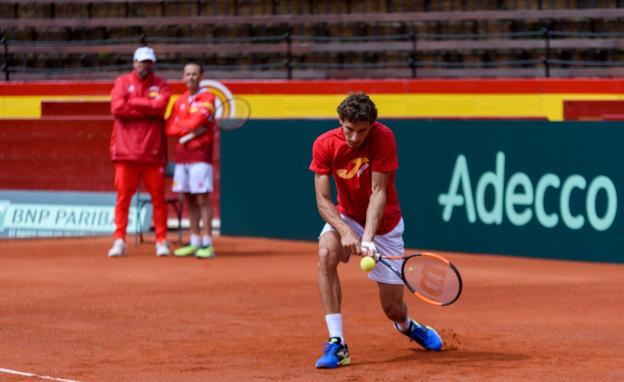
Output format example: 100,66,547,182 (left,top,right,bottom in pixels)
108,238,127,257
155,241,170,257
